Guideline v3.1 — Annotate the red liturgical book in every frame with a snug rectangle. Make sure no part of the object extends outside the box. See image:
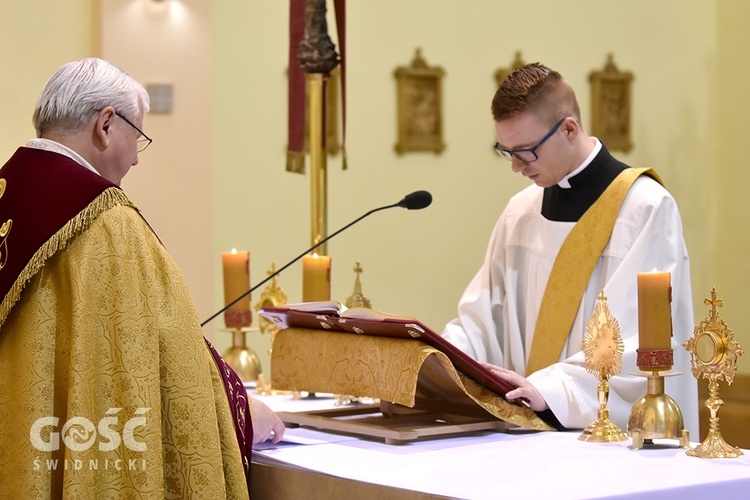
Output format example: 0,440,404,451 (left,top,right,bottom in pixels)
259,302,524,405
